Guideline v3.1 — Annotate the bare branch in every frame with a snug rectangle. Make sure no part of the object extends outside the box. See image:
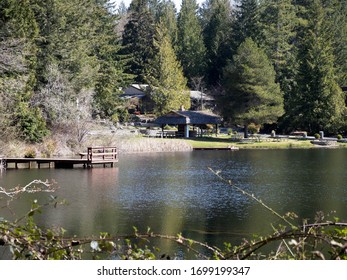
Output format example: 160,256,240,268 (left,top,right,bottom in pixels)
0,38,28,74
0,180,57,199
